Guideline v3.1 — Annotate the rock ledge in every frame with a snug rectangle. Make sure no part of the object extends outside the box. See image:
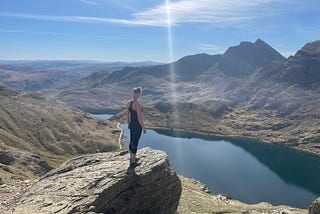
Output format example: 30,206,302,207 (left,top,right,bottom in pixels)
7,147,181,214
